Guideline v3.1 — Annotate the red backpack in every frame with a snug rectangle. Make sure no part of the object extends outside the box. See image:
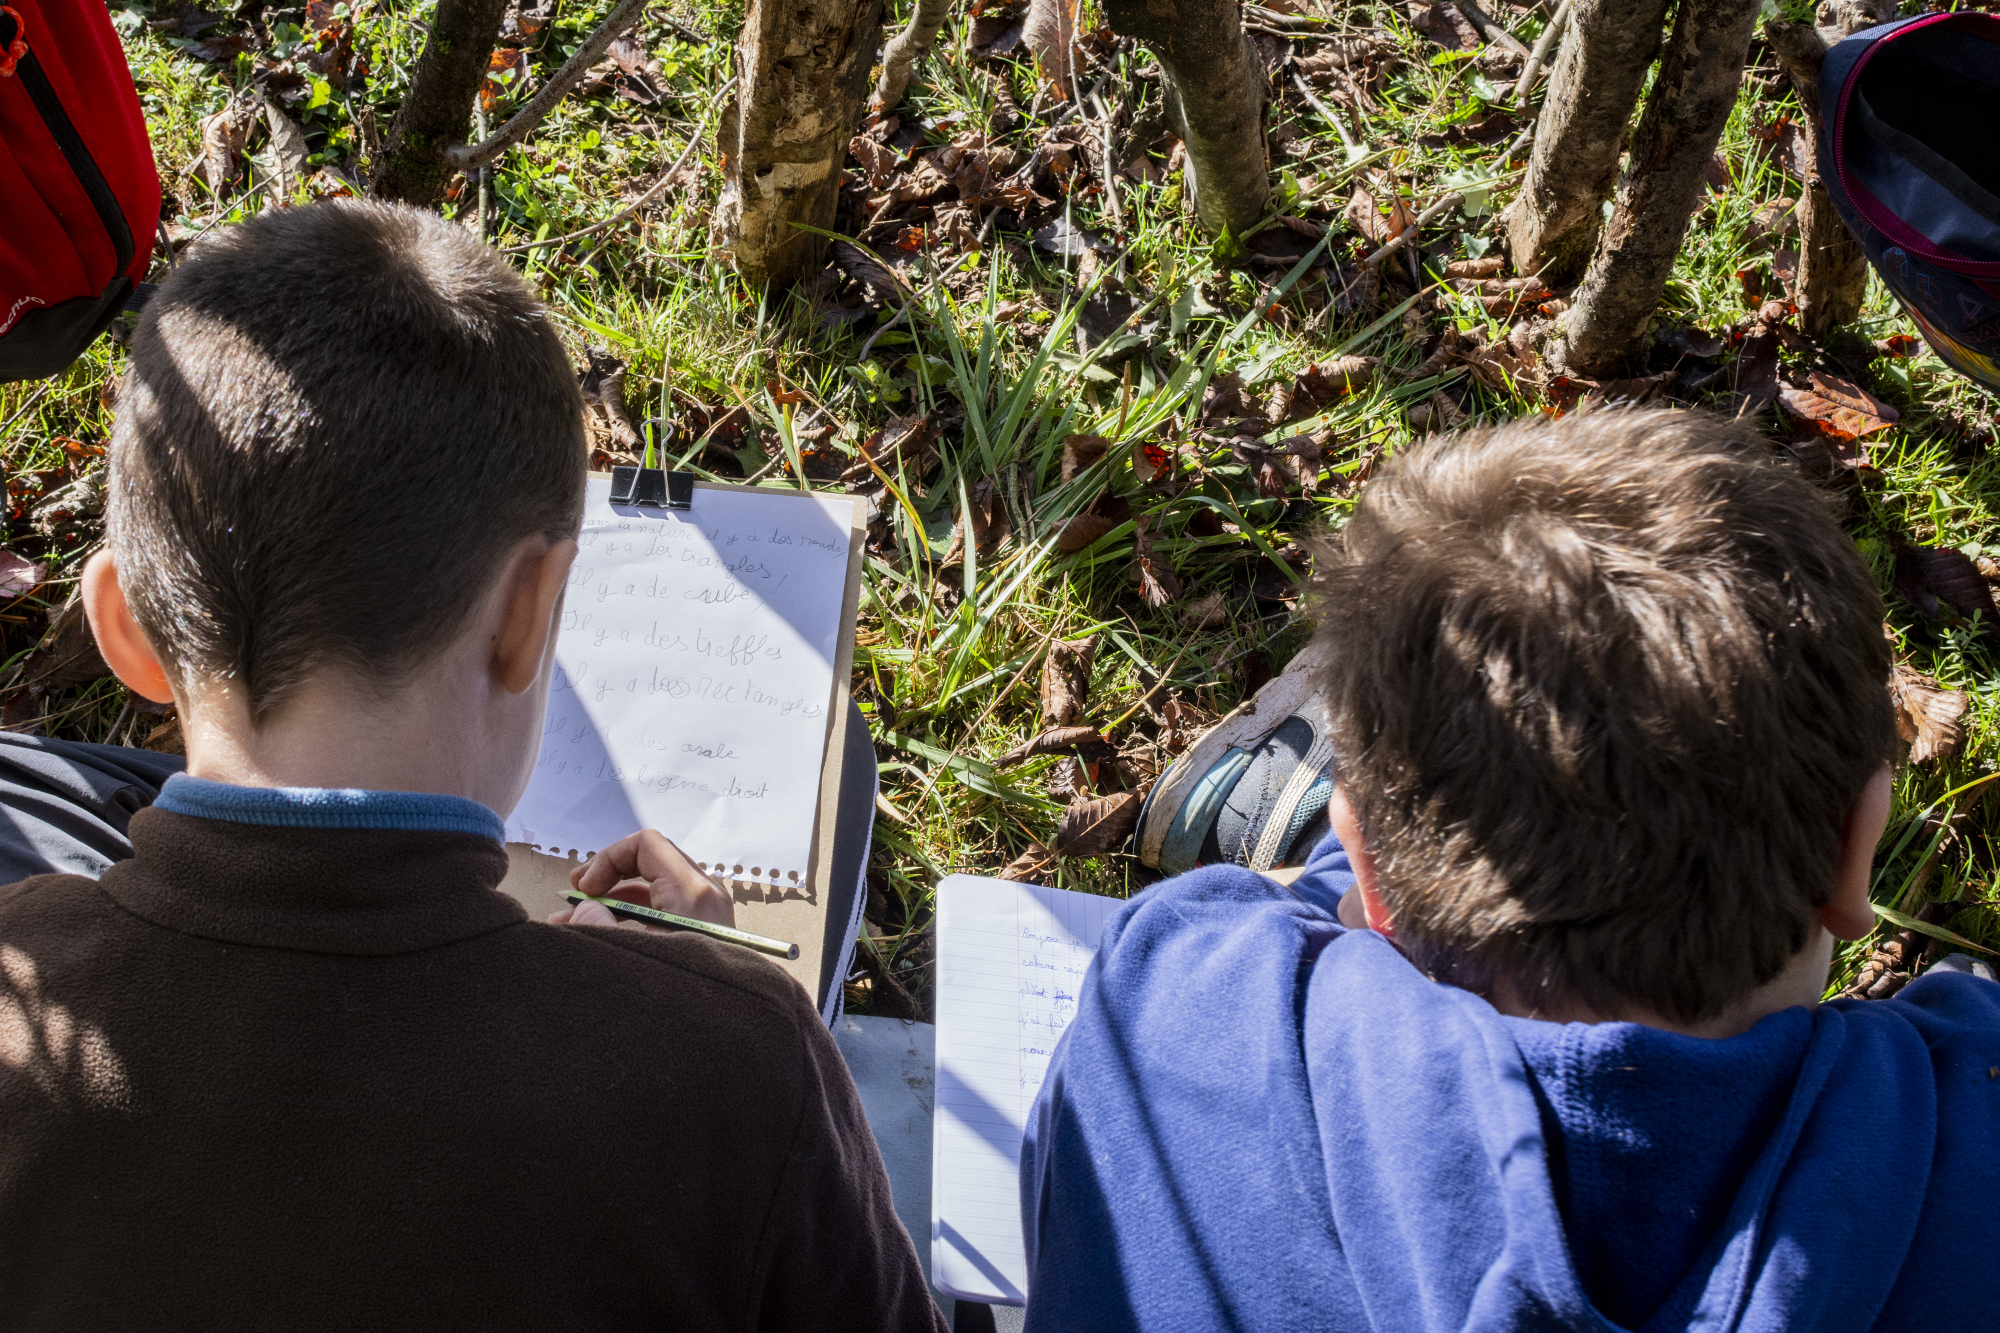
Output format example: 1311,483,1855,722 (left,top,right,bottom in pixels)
1,0,159,382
